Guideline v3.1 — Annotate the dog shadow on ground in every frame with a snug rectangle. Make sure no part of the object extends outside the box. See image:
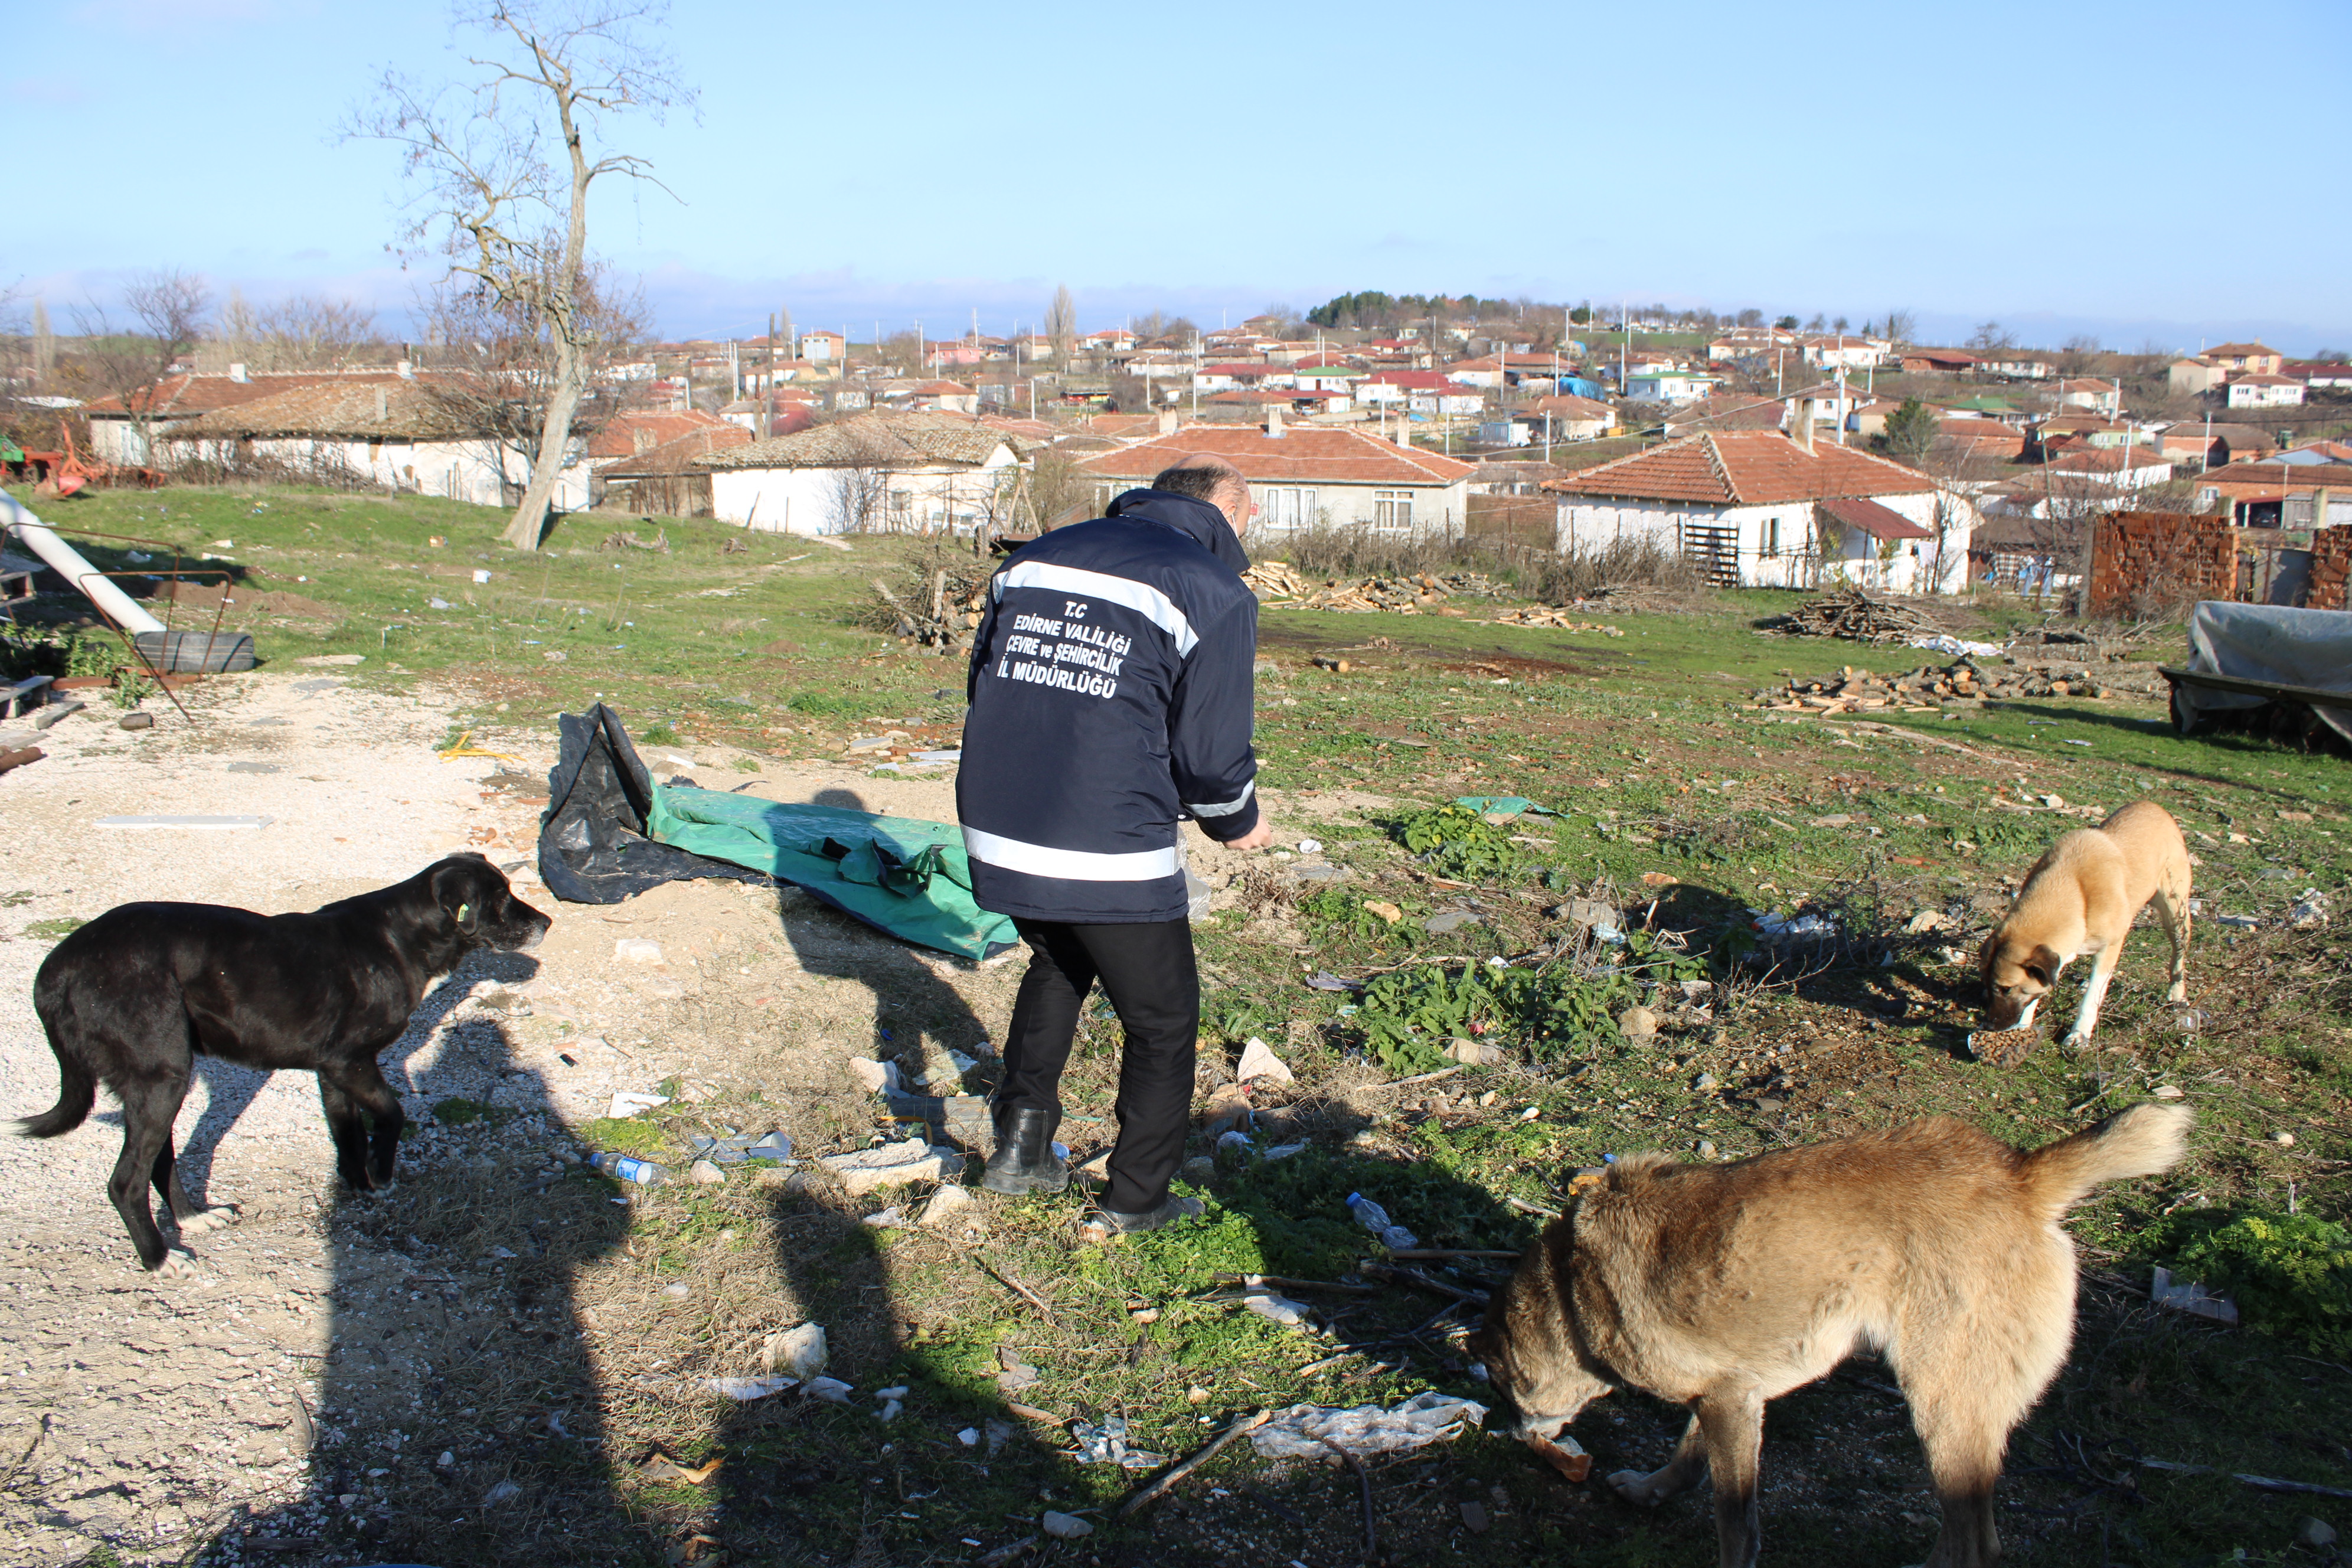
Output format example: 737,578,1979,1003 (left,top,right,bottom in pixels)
227,962,638,1567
